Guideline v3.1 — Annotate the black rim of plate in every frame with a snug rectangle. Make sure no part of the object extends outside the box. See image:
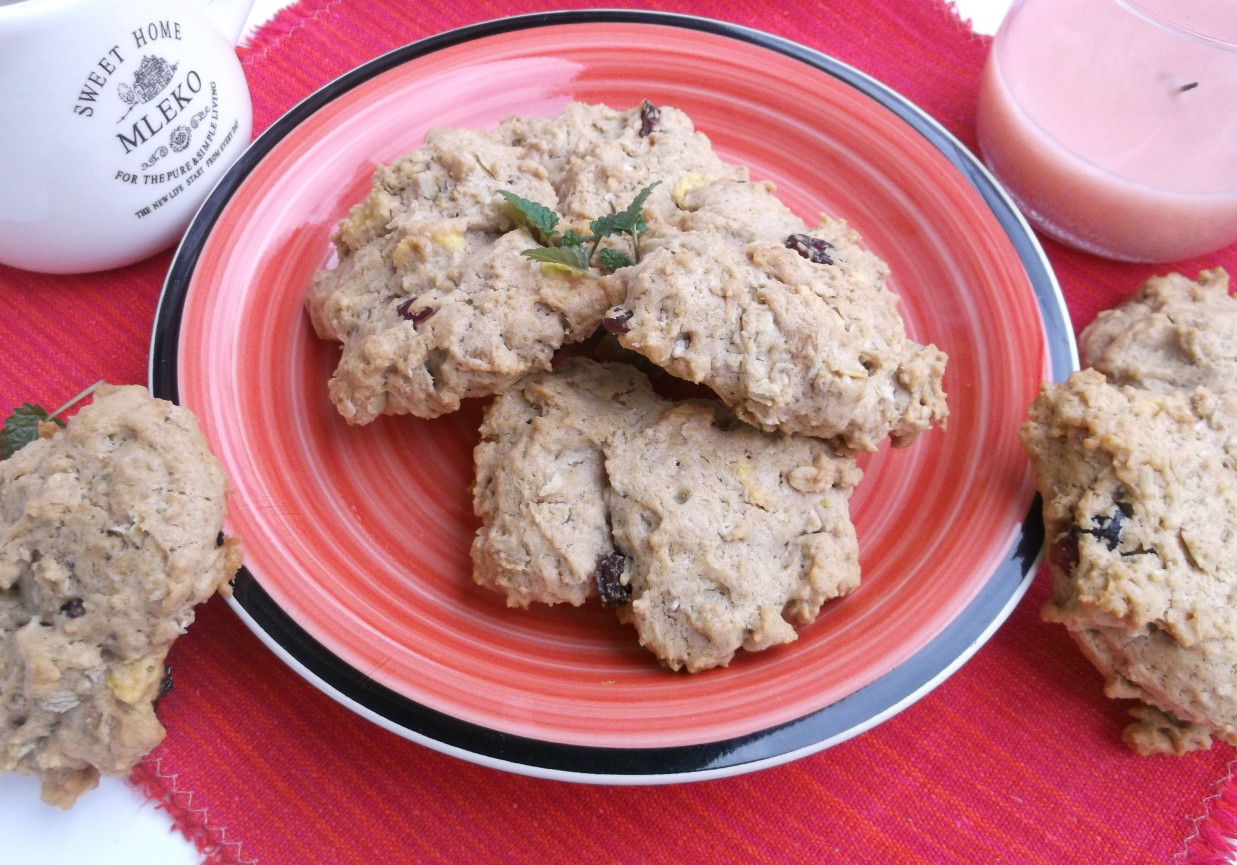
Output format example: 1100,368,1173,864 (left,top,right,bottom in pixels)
150,9,1076,783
